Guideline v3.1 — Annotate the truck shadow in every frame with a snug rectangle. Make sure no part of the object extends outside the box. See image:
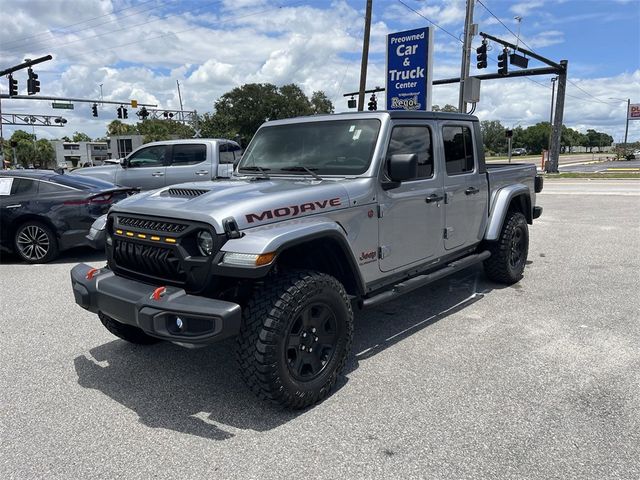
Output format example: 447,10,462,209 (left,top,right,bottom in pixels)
73,264,507,441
